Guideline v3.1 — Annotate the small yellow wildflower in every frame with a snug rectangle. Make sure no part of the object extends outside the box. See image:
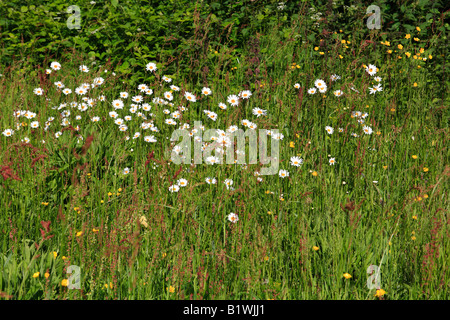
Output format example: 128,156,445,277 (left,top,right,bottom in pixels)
375,289,386,297
76,231,83,237
313,246,319,251
416,26,421,32
343,273,352,279
53,251,57,258
398,44,403,50
312,171,318,177
167,286,175,293
412,155,418,159
405,34,411,39
61,279,68,287
423,167,429,172
45,272,50,279
33,272,40,278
